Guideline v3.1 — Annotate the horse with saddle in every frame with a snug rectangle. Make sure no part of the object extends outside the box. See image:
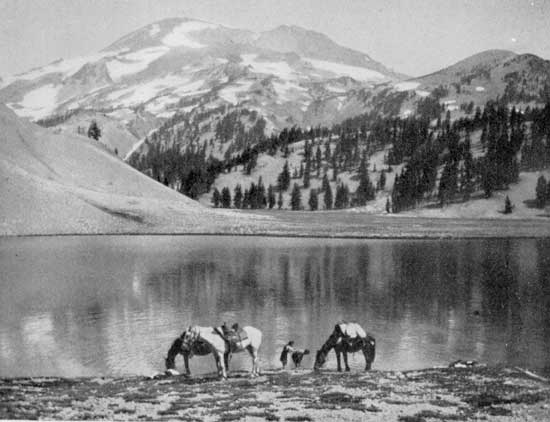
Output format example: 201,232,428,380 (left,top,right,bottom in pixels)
165,320,375,379
165,322,262,379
